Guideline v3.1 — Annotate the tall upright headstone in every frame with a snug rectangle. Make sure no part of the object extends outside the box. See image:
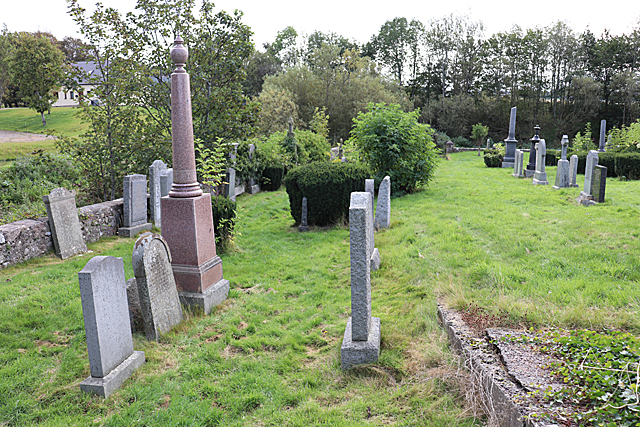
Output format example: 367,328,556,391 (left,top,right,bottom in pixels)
149,160,168,227
365,179,380,271
78,256,145,397
226,143,237,201
132,233,184,341
552,136,570,190
512,149,524,178
569,155,579,188
577,150,599,205
532,139,548,185
341,192,381,370
502,107,517,168
374,176,391,230
525,125,540,178
42,187,87,259
247,143,260,194
560,135,569,161
298,197,309,232
599,119,606,152
593,165,607,203
160,36,229,315
118,174,152,237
